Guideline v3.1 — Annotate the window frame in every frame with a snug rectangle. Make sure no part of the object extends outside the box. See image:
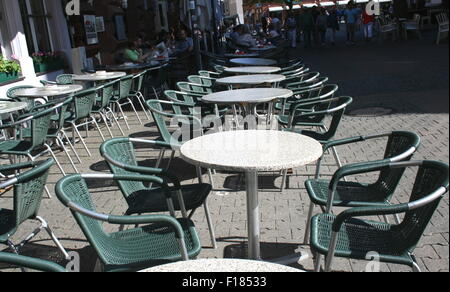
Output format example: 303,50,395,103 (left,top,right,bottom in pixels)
20,0,54,54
